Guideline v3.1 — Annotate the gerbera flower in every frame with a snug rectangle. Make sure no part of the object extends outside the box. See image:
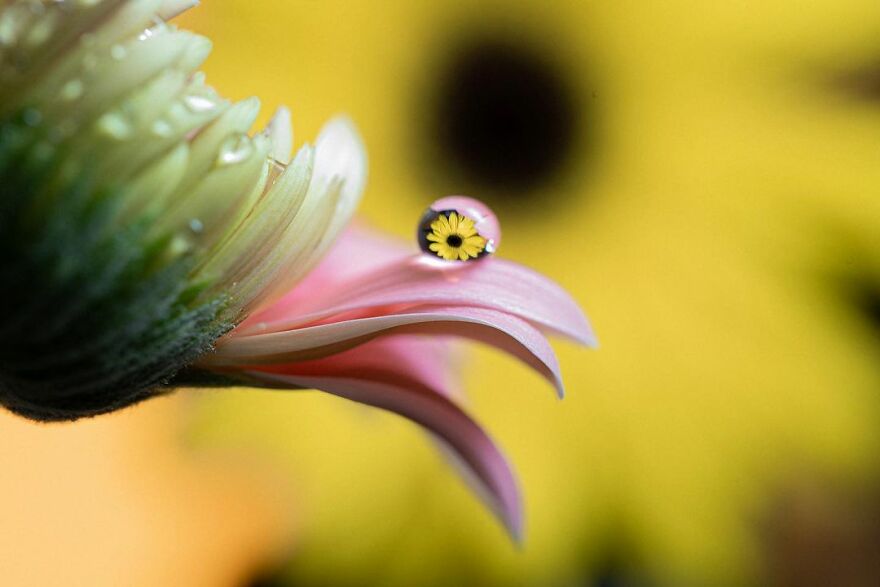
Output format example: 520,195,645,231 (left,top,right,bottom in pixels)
0,0,595,538
425,211,488,260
